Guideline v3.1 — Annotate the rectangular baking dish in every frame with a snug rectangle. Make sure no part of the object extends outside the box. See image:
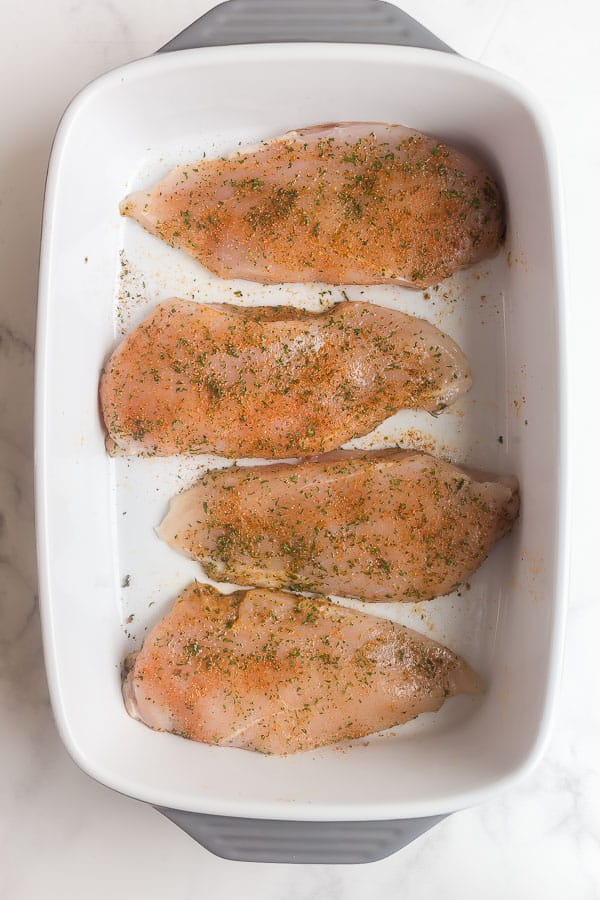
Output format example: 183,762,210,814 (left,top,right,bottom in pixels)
36,0,569,864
